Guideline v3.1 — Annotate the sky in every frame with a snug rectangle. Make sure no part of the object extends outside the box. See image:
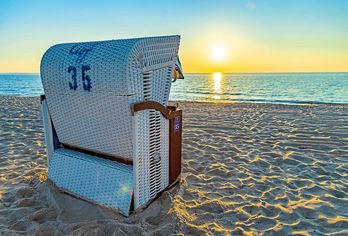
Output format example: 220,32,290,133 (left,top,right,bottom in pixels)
0,0,348,73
